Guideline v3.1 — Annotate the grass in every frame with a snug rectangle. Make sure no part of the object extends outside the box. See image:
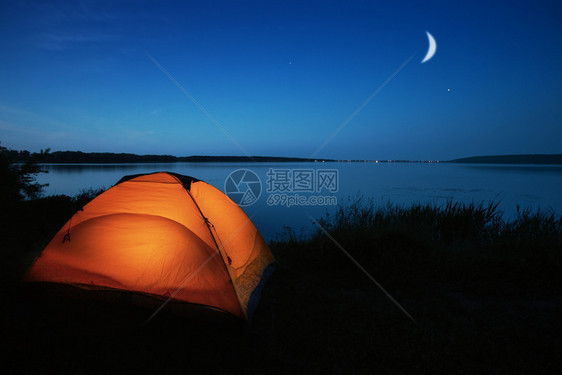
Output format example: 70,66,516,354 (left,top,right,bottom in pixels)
301,199,562,293
0,189,103,285
1,194,561,373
